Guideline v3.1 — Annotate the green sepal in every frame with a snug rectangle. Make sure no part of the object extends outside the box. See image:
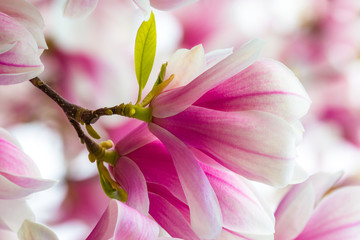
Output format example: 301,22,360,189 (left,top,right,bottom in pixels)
85,124,101,139
97,160,128,202
155,62,168,85
134,11,157,103
140,74,174,107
